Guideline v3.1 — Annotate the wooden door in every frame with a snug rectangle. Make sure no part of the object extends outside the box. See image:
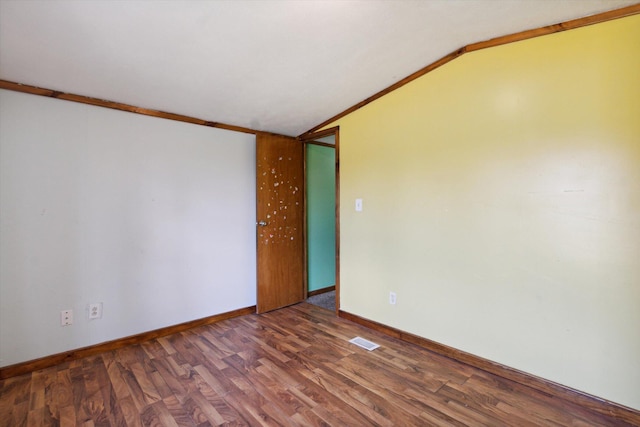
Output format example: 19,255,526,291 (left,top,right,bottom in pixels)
256,133,305,313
